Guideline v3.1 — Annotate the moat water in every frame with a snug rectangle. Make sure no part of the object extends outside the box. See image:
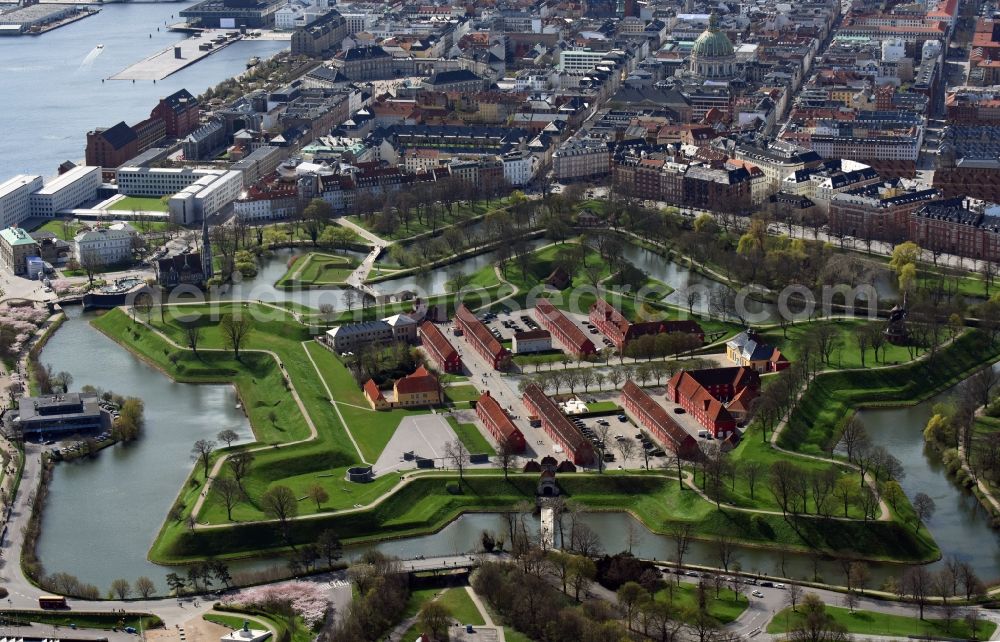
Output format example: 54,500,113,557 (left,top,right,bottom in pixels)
33,252,970,593
0,3,287,177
